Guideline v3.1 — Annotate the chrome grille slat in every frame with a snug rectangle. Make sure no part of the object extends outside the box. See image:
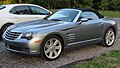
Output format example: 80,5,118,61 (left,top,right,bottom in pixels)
5,30,21,40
